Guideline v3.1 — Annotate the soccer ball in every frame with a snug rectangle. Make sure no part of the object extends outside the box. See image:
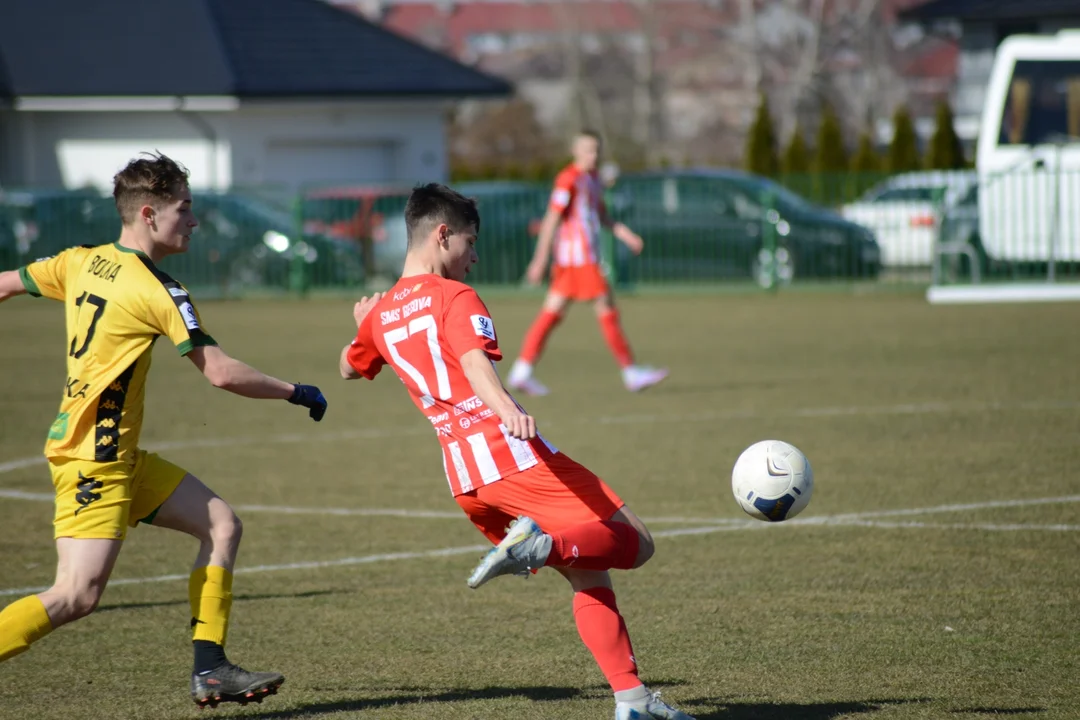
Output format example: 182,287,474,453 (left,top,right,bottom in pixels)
731,440,813,522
